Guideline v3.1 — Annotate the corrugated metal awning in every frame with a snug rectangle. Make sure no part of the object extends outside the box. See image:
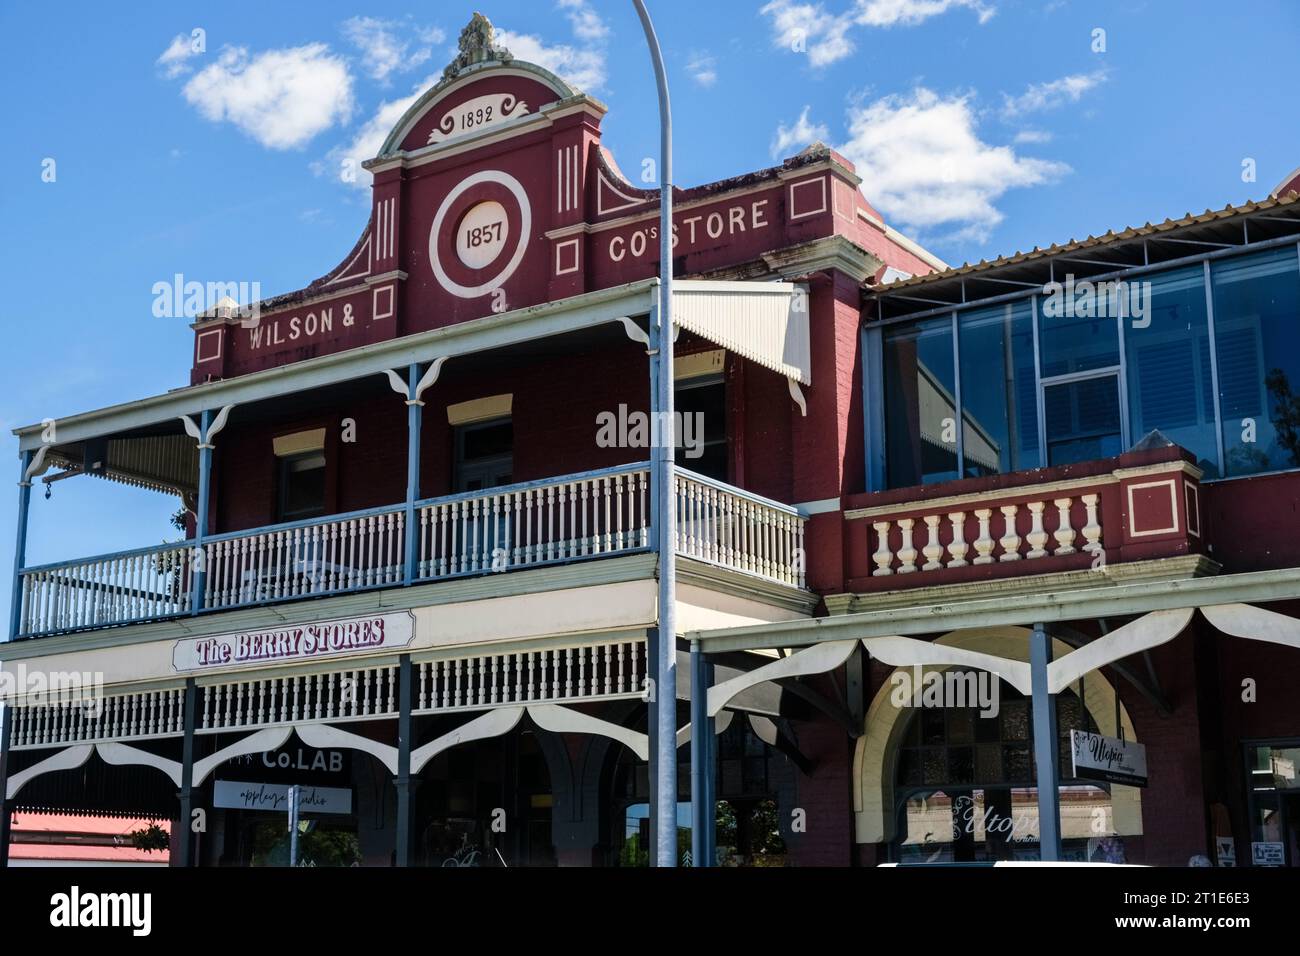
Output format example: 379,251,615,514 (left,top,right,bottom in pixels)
47,434,198,499
672,281,811,385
